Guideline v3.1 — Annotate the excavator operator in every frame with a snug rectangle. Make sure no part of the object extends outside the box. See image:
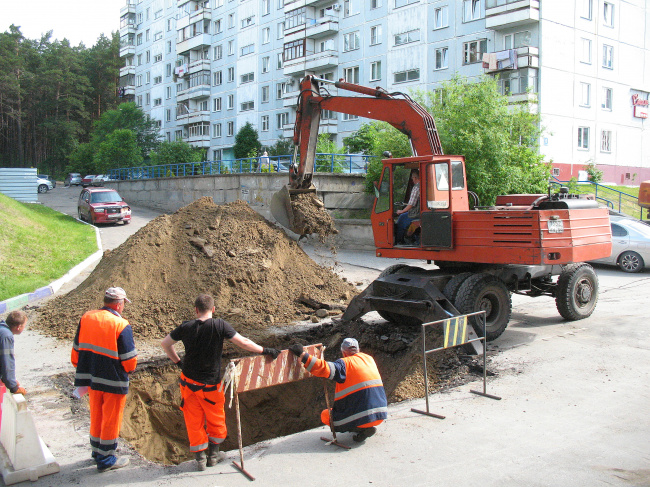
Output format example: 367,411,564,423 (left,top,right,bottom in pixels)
395,169,420,244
